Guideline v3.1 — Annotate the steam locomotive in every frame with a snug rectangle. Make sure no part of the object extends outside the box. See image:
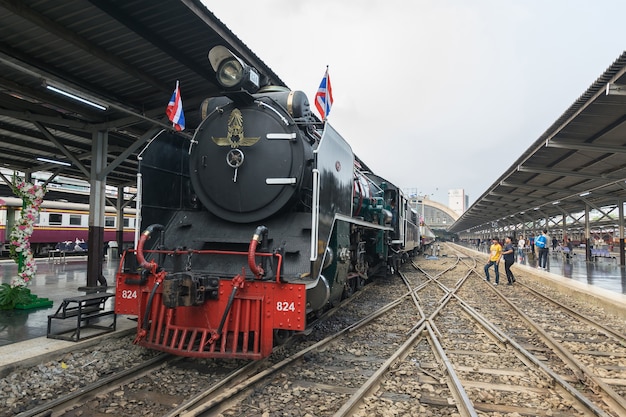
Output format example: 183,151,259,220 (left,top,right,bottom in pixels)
115,46,422,359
